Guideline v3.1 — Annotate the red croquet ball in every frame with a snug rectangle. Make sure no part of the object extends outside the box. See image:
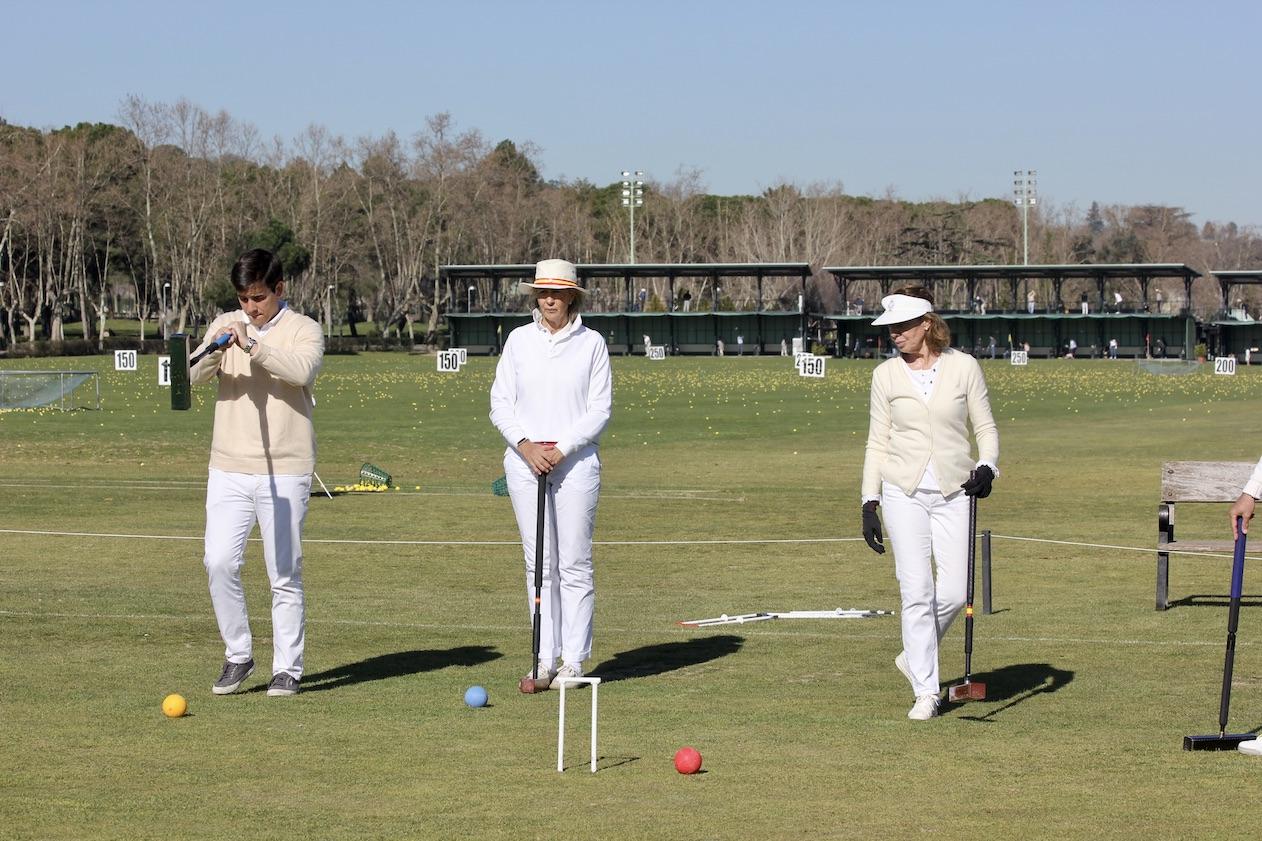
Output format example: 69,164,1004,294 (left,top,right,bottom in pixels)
674,746,702,774
518,677,535,694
